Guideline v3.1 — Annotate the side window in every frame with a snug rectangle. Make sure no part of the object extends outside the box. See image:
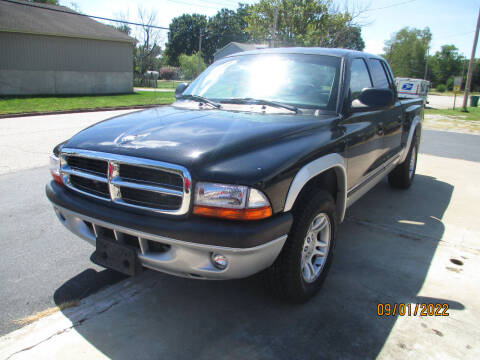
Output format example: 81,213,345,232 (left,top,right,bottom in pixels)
369,59,390,89
350,58,372,100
